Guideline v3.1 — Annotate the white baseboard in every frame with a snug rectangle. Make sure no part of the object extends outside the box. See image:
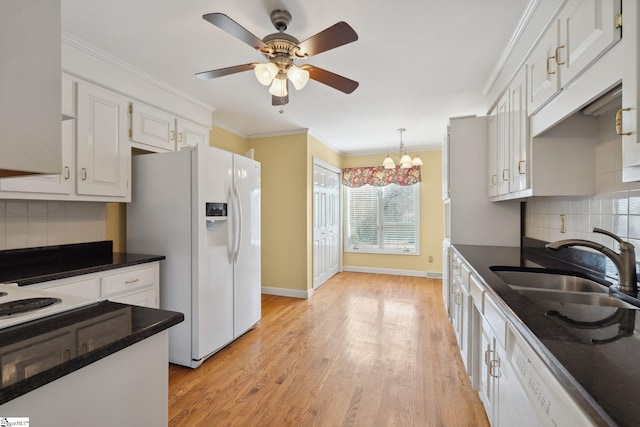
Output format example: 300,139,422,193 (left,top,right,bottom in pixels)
343,266,442,279
261,286,311,299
